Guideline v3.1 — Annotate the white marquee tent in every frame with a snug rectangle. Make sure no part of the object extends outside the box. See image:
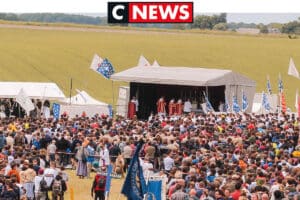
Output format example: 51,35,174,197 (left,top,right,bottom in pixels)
59,90,110,117
111,65,256,118
0,82,65,100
